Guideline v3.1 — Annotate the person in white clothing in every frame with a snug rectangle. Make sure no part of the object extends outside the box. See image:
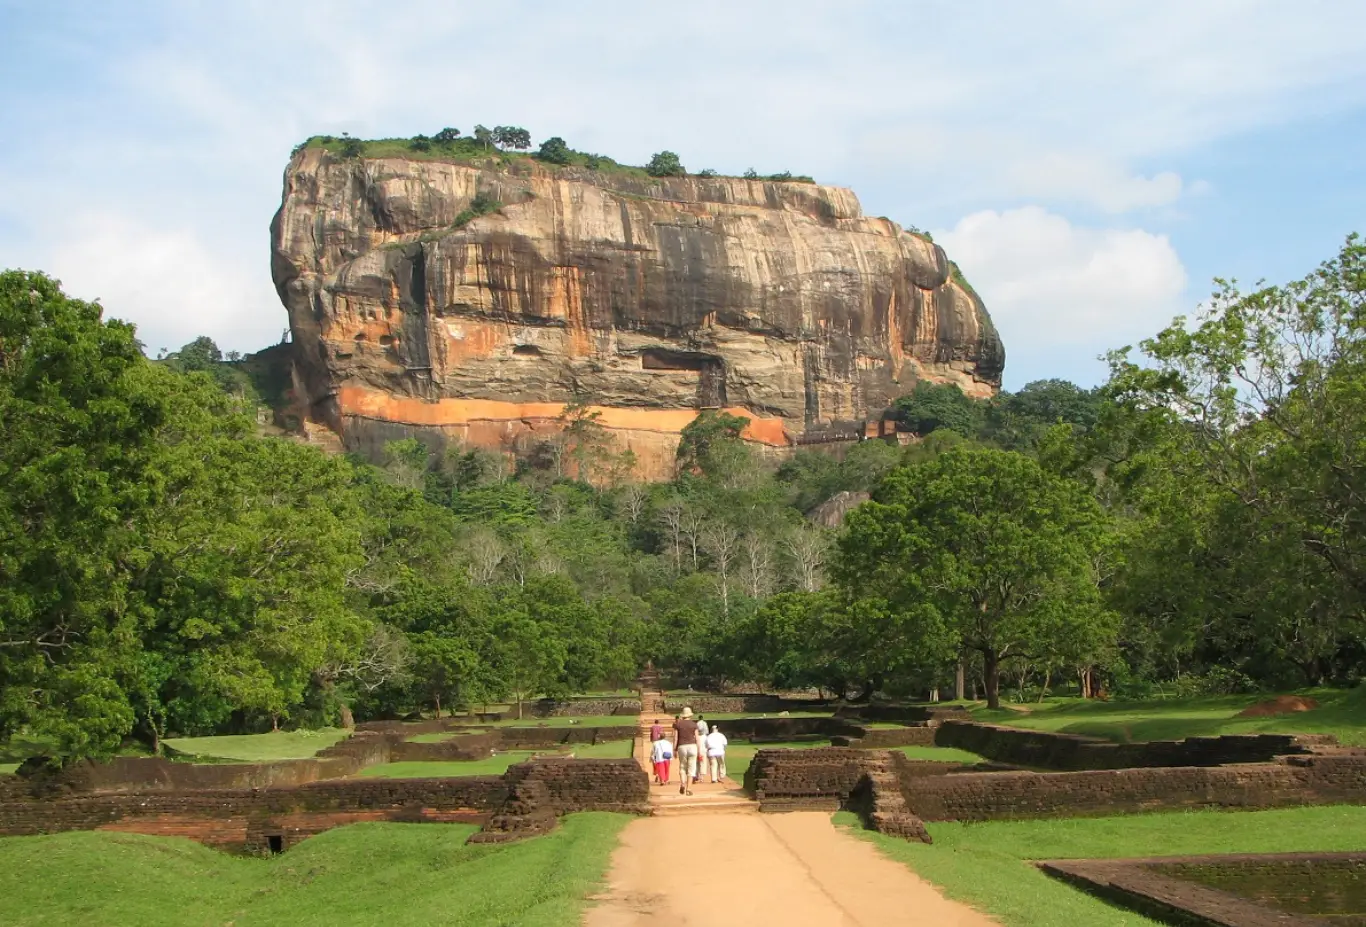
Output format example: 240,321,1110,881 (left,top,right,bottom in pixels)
704,726,728,783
